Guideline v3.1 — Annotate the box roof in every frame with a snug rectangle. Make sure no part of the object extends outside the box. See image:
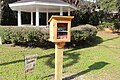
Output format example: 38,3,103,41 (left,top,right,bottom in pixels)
48,16,74,22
